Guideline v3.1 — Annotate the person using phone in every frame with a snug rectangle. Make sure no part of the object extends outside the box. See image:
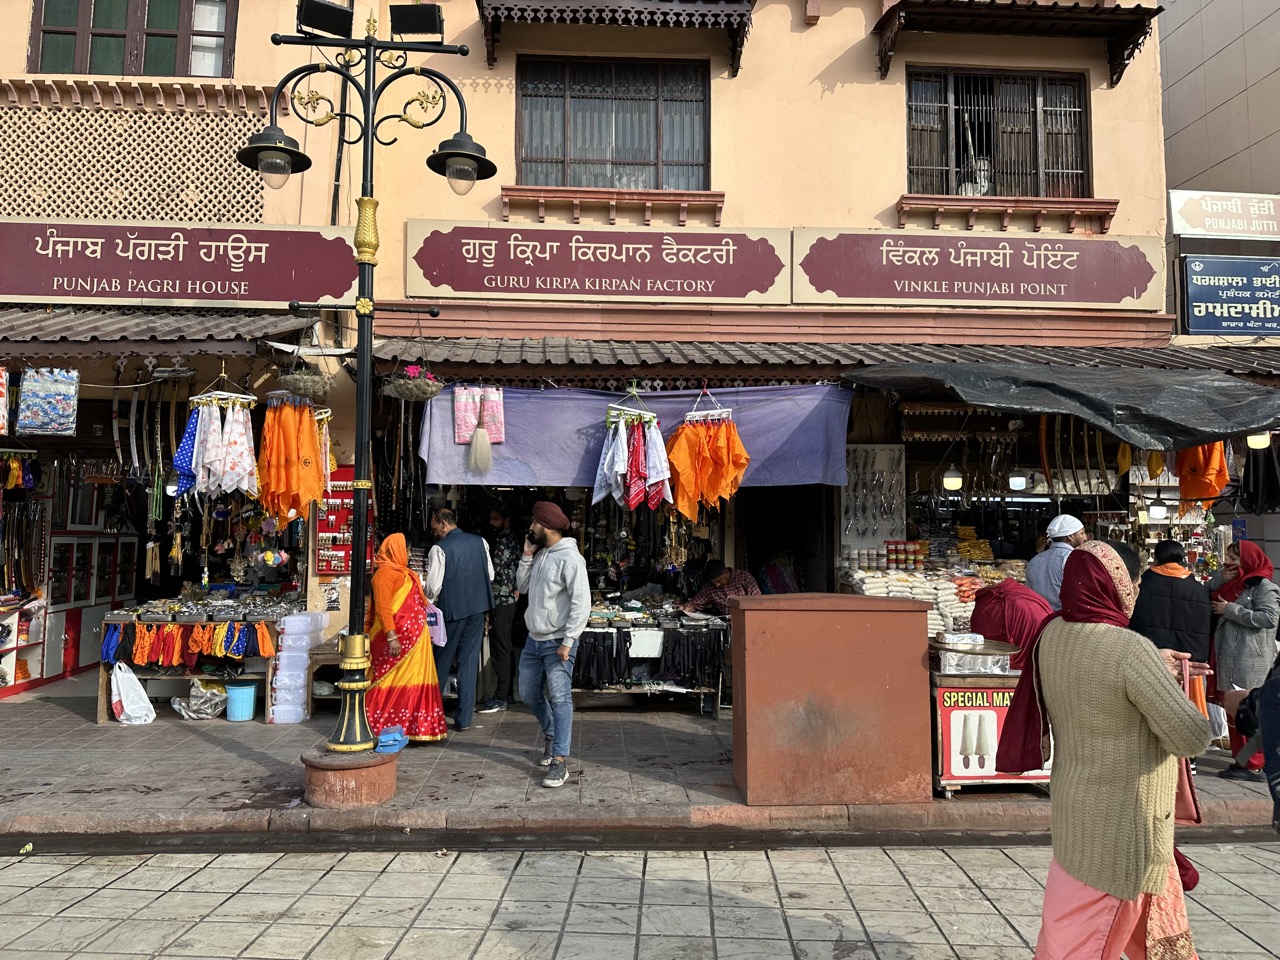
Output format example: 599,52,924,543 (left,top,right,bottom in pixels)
516,501,589,788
